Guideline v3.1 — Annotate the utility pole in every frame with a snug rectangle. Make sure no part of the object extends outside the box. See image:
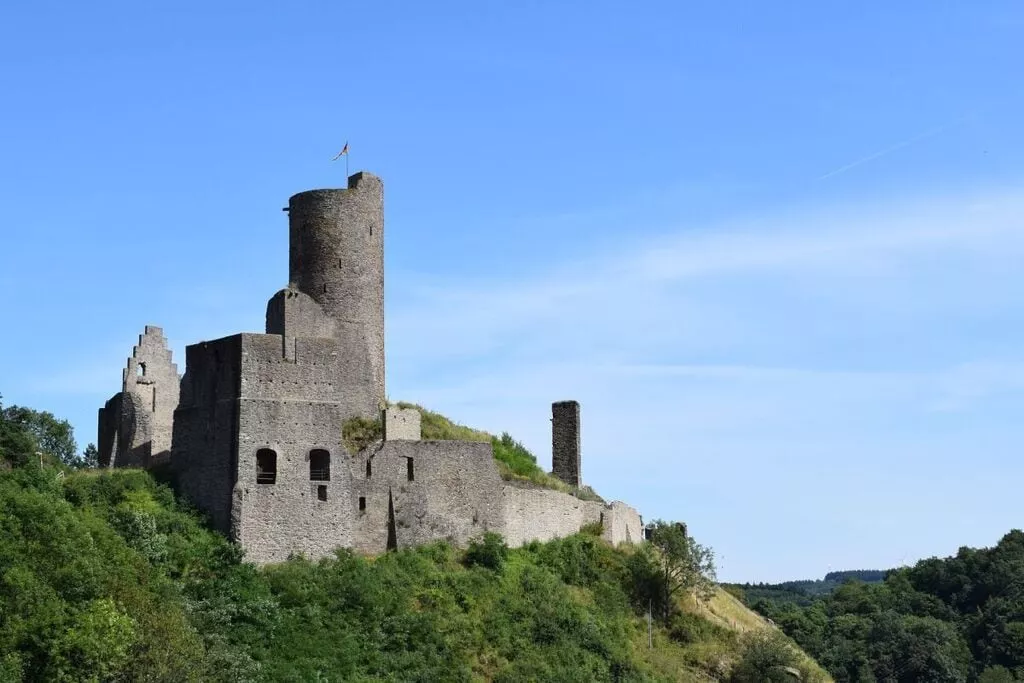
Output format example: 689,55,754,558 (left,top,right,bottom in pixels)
648,599,652,648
